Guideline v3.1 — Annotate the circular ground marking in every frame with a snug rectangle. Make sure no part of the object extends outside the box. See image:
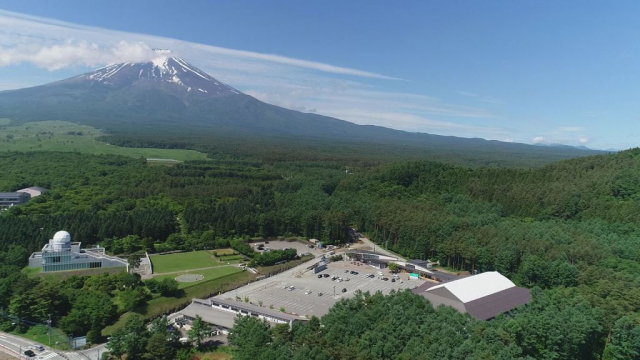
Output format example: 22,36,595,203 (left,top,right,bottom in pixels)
175,274,204,283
